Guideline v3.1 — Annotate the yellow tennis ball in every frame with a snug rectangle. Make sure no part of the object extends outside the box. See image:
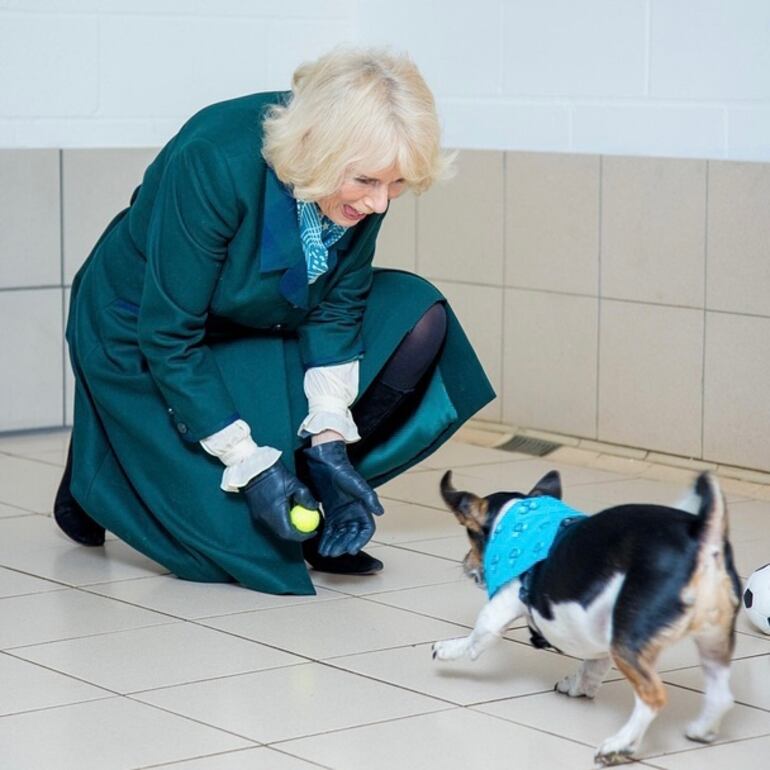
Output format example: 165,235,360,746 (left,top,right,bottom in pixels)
290,505,320,533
